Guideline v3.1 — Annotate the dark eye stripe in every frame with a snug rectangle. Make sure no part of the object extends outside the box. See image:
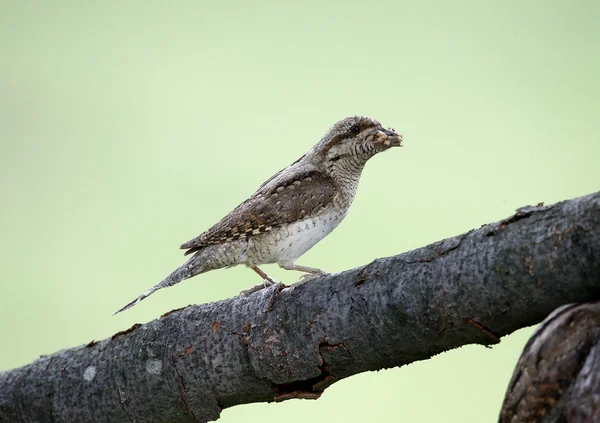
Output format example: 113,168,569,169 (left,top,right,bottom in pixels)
323,121,377,150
